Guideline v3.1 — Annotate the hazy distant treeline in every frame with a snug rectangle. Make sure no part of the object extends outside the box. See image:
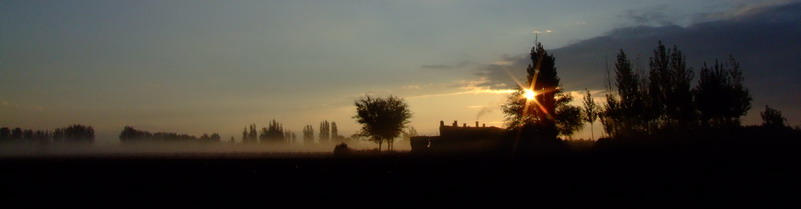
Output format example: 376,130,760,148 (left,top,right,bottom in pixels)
0,124,95,144
241,119,346,144
119,126,221,143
